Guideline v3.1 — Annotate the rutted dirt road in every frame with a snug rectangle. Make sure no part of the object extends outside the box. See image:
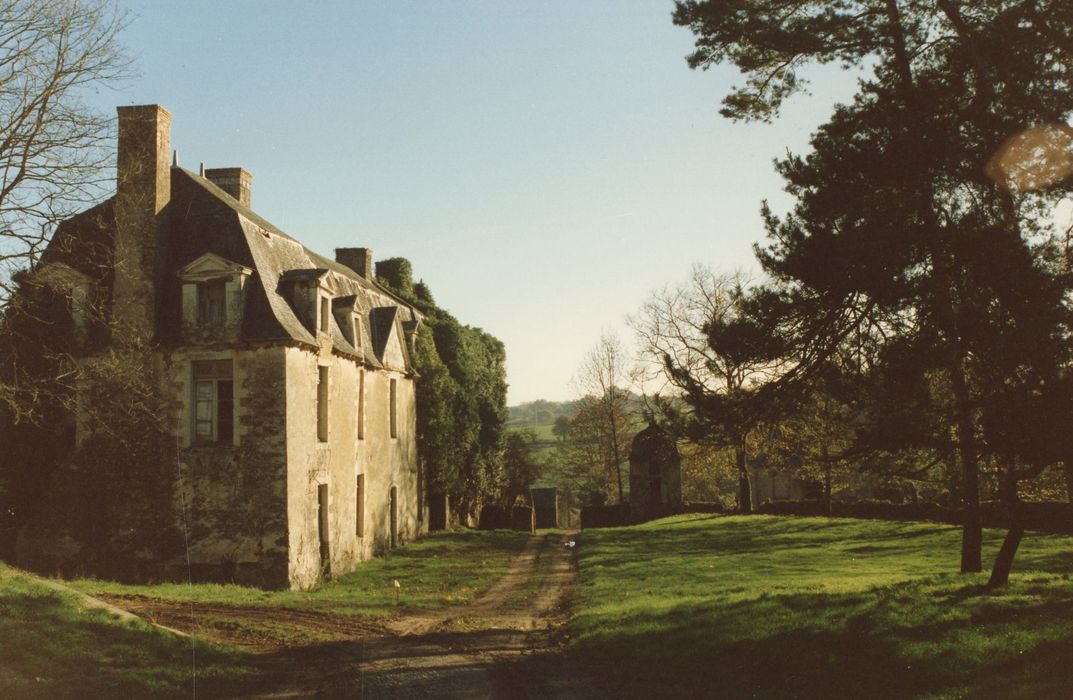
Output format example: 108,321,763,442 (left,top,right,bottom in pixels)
101,531,581,698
